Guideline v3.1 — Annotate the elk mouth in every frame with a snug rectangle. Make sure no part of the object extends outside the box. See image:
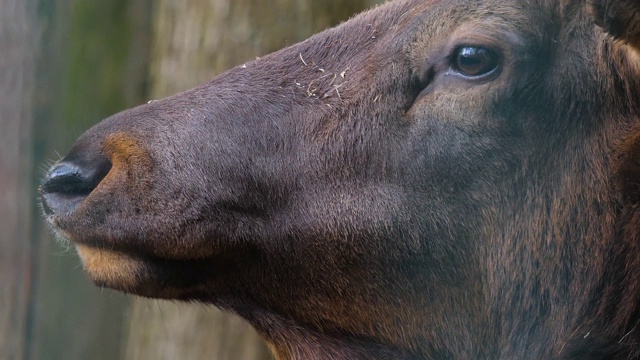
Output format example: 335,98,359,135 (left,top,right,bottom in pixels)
39,155,170,295
39,154,244,298
39,156,145,292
